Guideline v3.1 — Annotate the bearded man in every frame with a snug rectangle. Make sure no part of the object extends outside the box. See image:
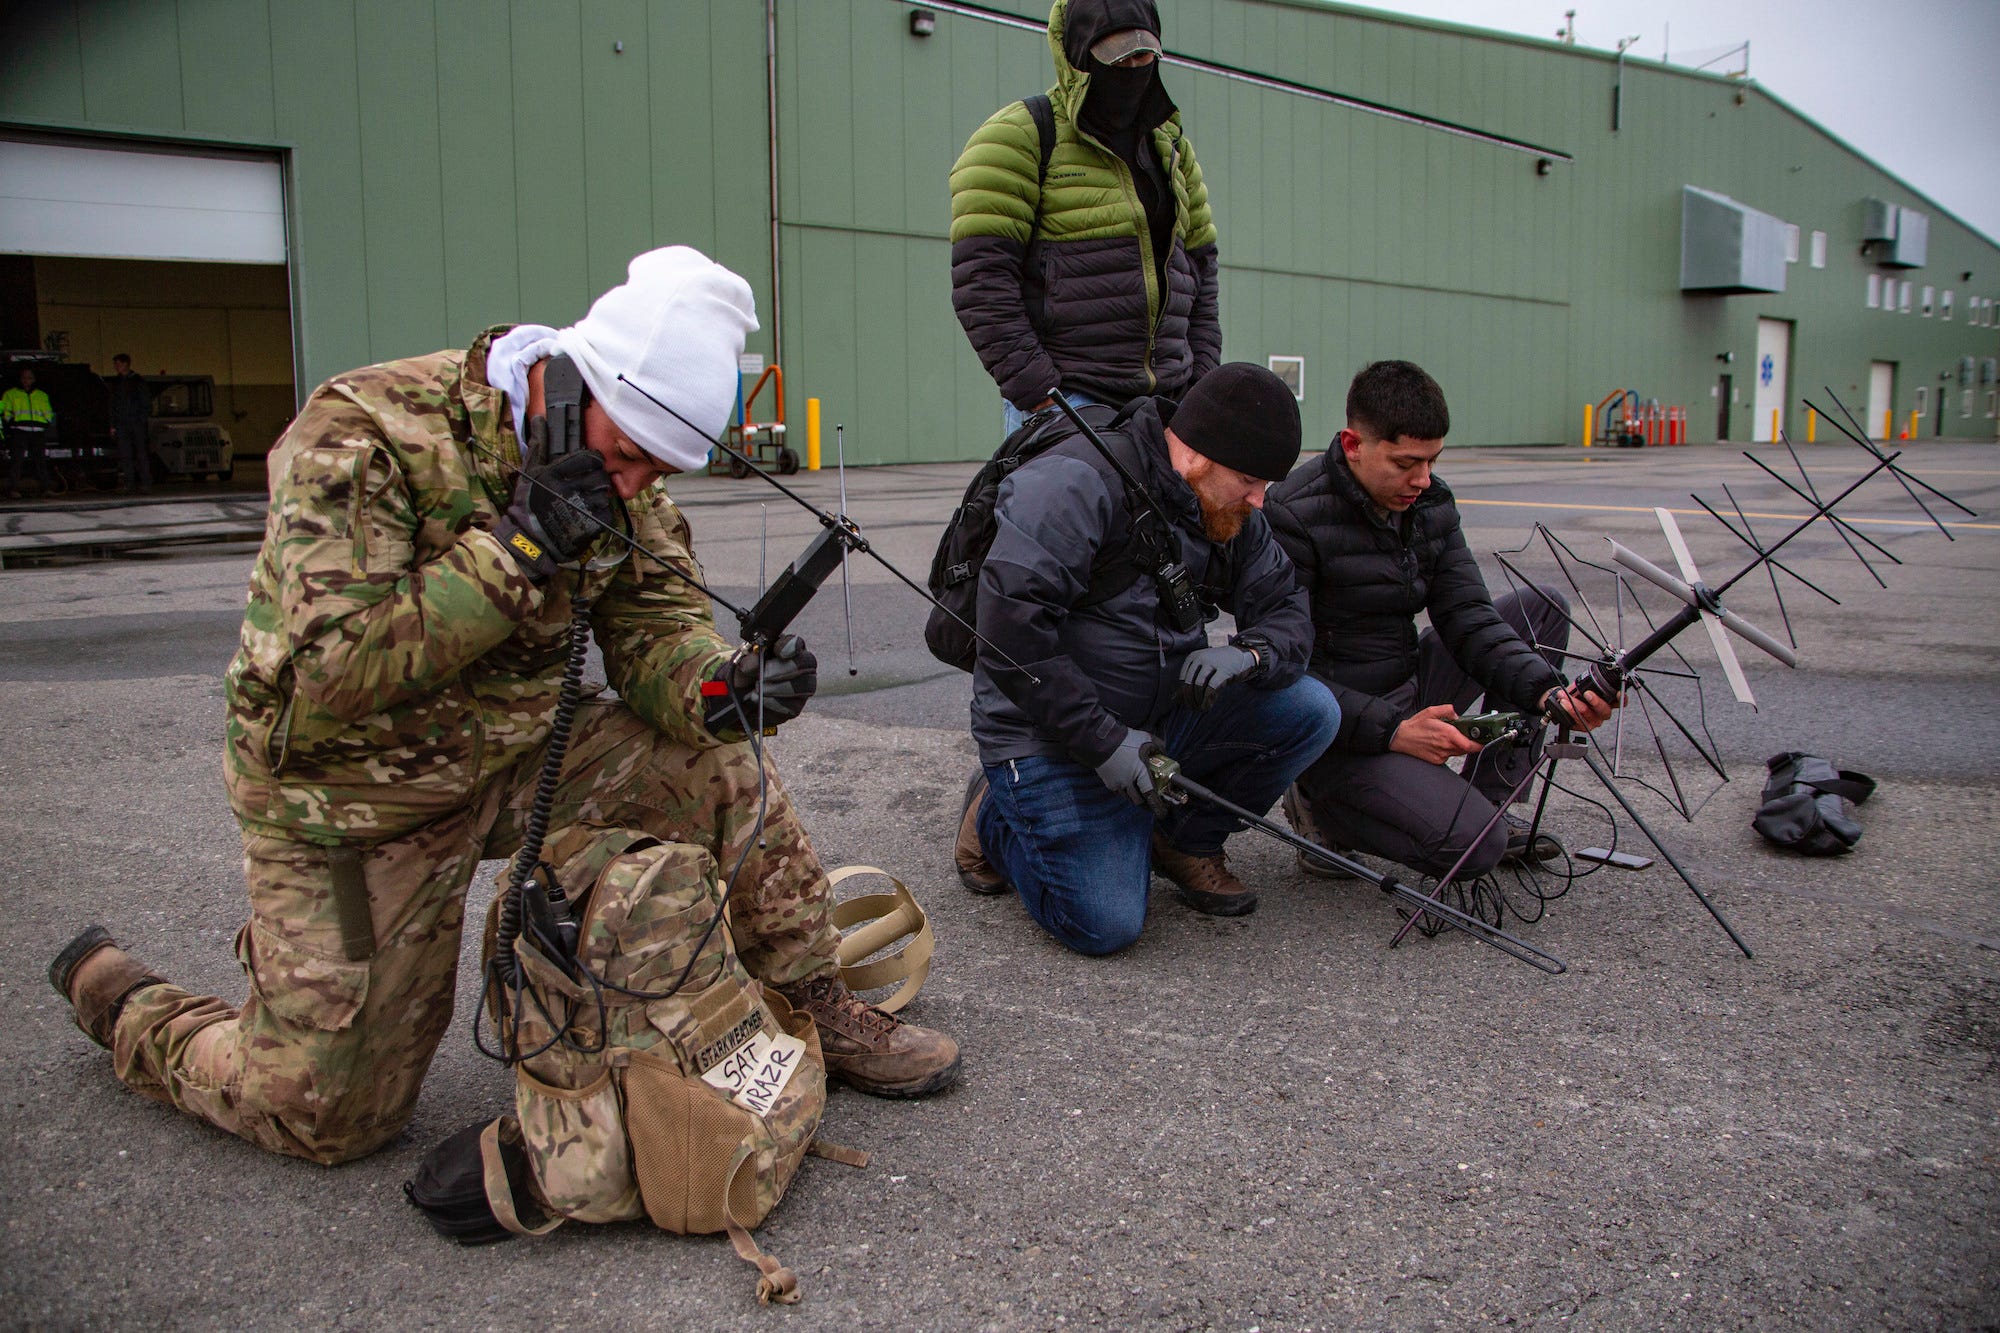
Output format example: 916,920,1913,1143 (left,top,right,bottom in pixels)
953,363,1338,954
